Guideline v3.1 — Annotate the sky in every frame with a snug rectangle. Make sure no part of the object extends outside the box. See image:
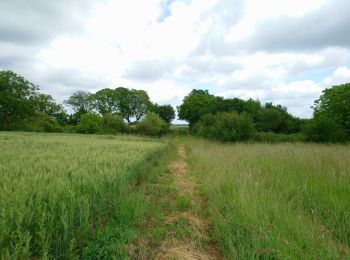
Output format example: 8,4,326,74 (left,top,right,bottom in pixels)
1,0,350,121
